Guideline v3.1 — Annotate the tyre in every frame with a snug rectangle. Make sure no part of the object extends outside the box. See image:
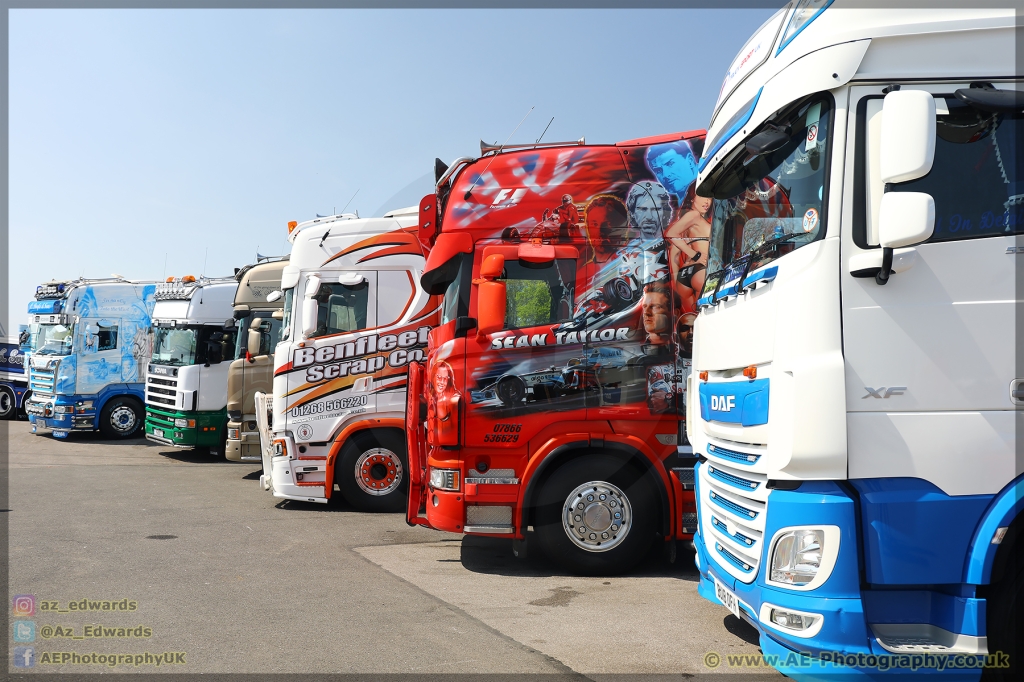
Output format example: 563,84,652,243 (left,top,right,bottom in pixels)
986,560,1023,679
496,376,526,406
535,455,656,576
99,397,143,439
603,278,634,312
0,386,16,420
336,430,407,512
